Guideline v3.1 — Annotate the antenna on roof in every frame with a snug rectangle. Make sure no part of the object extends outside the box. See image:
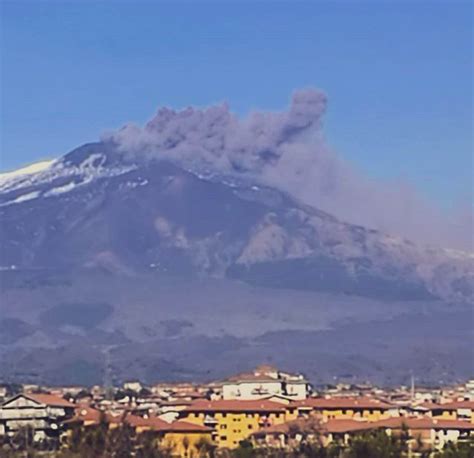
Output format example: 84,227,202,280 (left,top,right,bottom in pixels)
410,373,415,401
